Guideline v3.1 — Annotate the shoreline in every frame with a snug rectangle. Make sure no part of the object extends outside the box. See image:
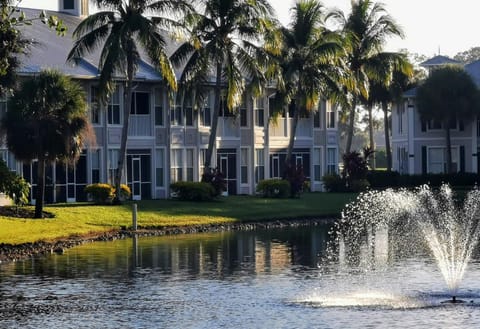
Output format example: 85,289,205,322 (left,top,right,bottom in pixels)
0,216,337,263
